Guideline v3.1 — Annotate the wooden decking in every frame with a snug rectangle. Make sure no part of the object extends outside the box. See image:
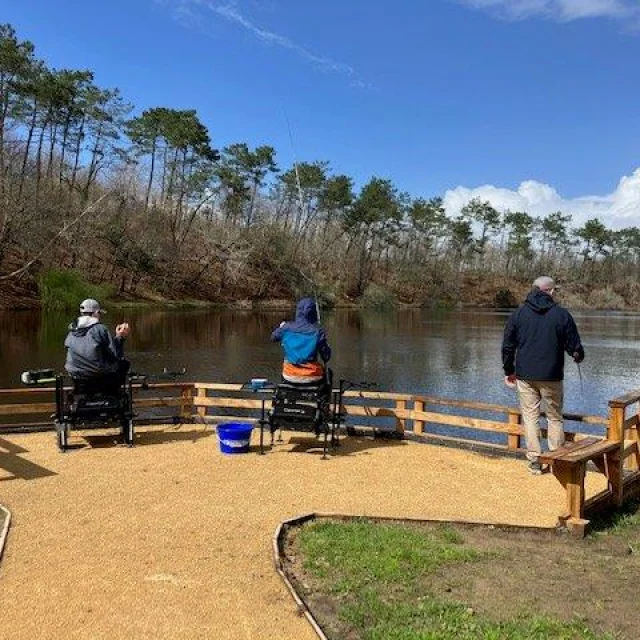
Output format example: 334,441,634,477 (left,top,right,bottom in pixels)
0,425,608,640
